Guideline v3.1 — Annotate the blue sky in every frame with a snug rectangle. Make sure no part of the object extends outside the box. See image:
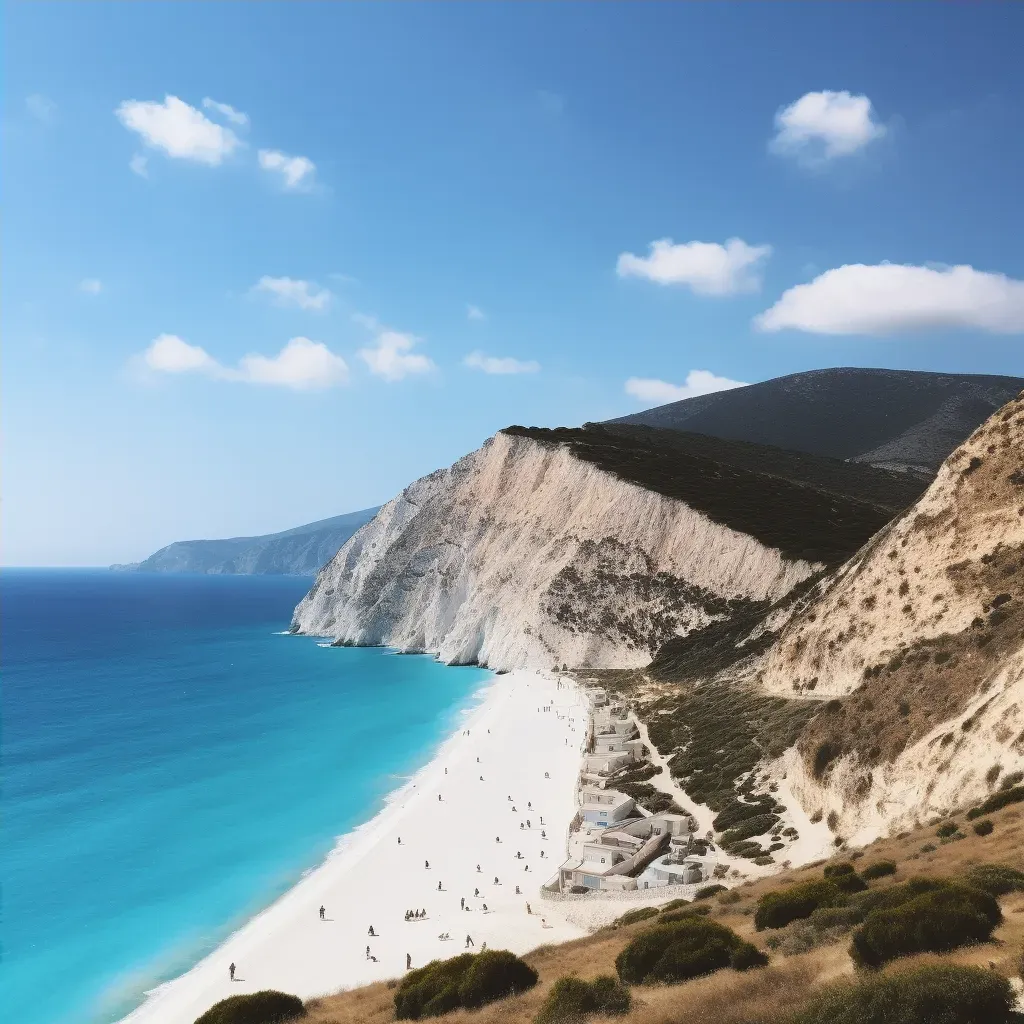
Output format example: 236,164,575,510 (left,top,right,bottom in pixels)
4,2,1024,565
